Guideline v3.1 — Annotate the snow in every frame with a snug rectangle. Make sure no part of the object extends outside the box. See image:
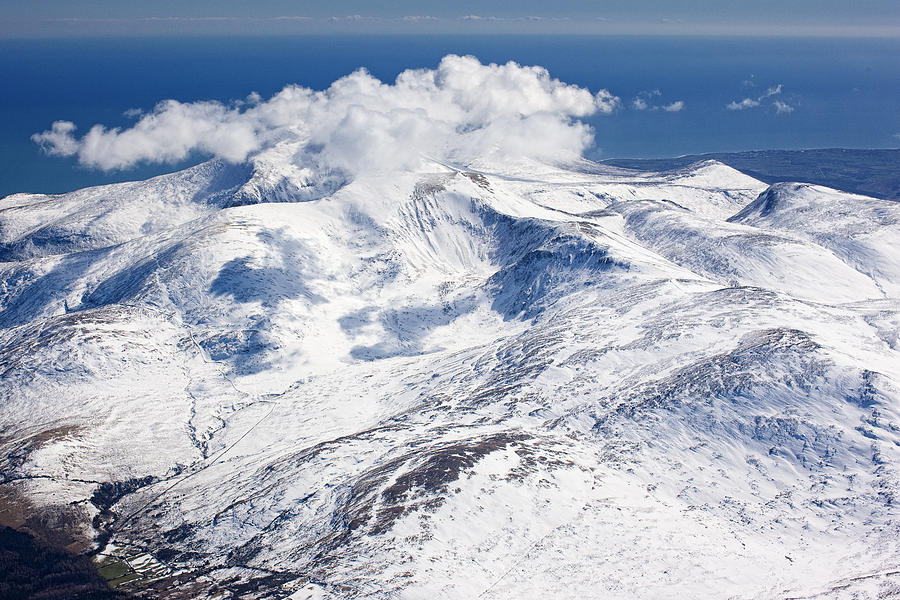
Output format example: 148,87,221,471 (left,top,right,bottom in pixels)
1,149,899,599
